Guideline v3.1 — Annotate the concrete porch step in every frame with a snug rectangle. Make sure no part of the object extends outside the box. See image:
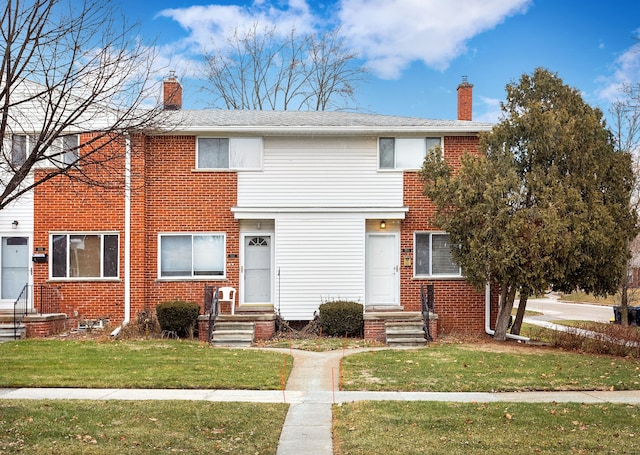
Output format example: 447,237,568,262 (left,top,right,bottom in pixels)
0,323,26,341
211,321,255,347
385,321,427,347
